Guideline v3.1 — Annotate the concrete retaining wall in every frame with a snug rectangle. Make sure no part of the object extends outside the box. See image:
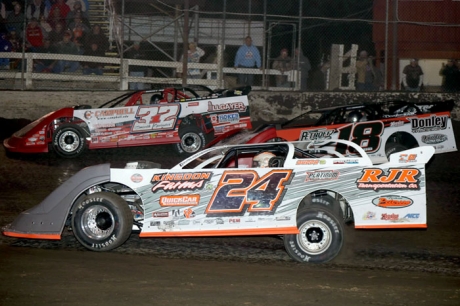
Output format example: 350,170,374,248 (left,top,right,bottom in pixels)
1,90,459,123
